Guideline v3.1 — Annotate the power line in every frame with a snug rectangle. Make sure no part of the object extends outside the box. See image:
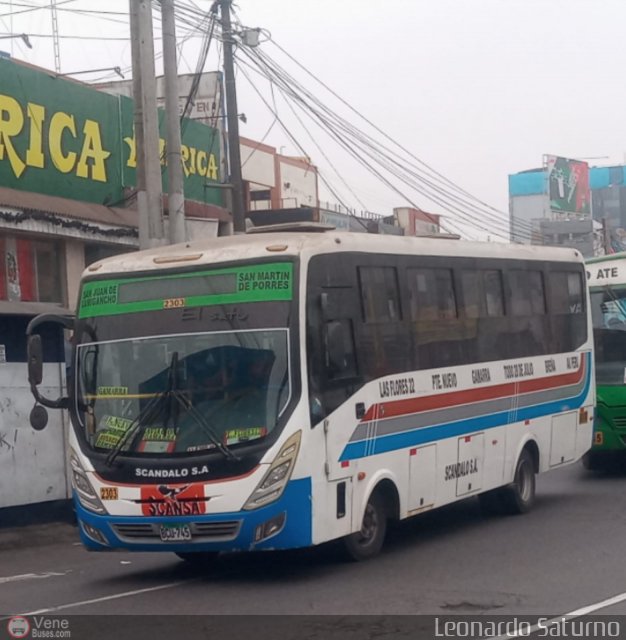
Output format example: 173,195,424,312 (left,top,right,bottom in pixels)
236,45,524,240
